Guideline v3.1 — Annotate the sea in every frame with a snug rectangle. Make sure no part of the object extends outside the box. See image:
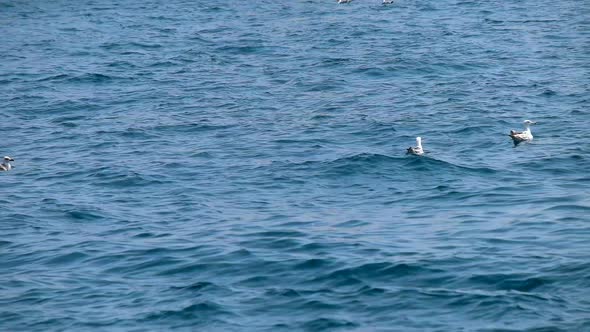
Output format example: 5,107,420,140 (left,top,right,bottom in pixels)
1,0,589,331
